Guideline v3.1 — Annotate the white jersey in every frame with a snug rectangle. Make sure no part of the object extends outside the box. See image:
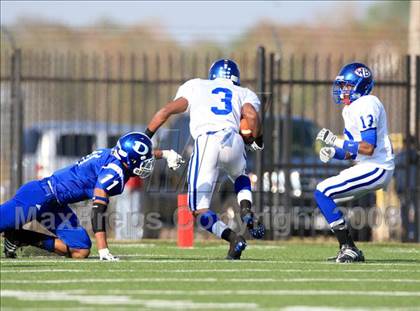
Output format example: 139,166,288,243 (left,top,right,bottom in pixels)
174,78,261,139
342,95,394,170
